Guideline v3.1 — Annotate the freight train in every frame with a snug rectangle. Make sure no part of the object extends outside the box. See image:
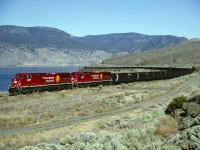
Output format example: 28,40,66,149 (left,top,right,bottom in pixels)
8,67,195,95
